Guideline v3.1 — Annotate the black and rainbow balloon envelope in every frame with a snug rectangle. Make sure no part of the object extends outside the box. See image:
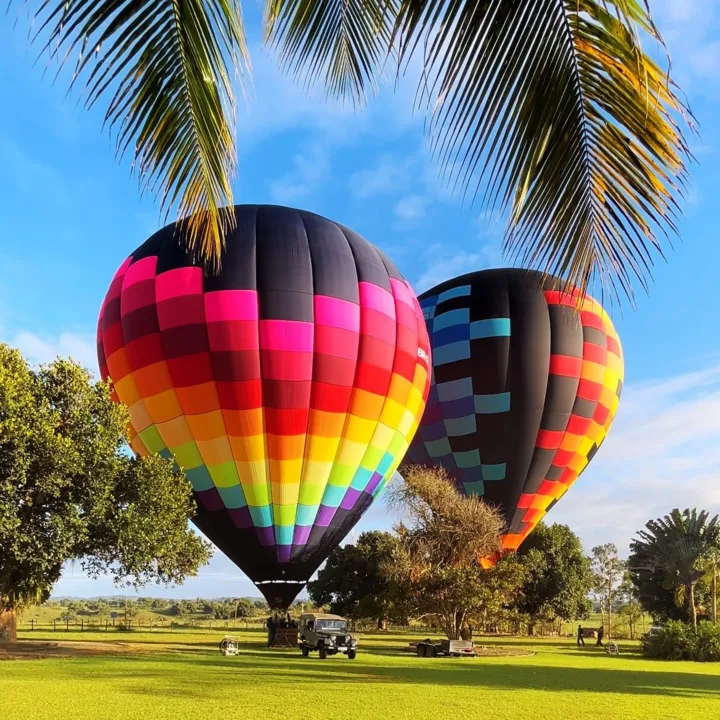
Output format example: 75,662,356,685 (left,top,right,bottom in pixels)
407,268,623,556
97,205,431,608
